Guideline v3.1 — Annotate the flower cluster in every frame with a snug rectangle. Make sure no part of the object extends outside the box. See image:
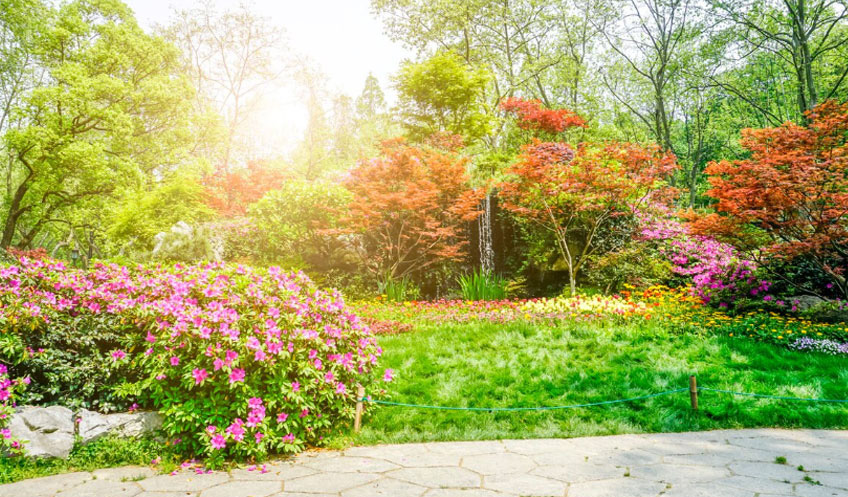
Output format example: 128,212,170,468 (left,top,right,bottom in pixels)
0,256,385,460
0,363,28,455
355,288,690,328
521,293,650,318
637,206,766,306
789,337,848,355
